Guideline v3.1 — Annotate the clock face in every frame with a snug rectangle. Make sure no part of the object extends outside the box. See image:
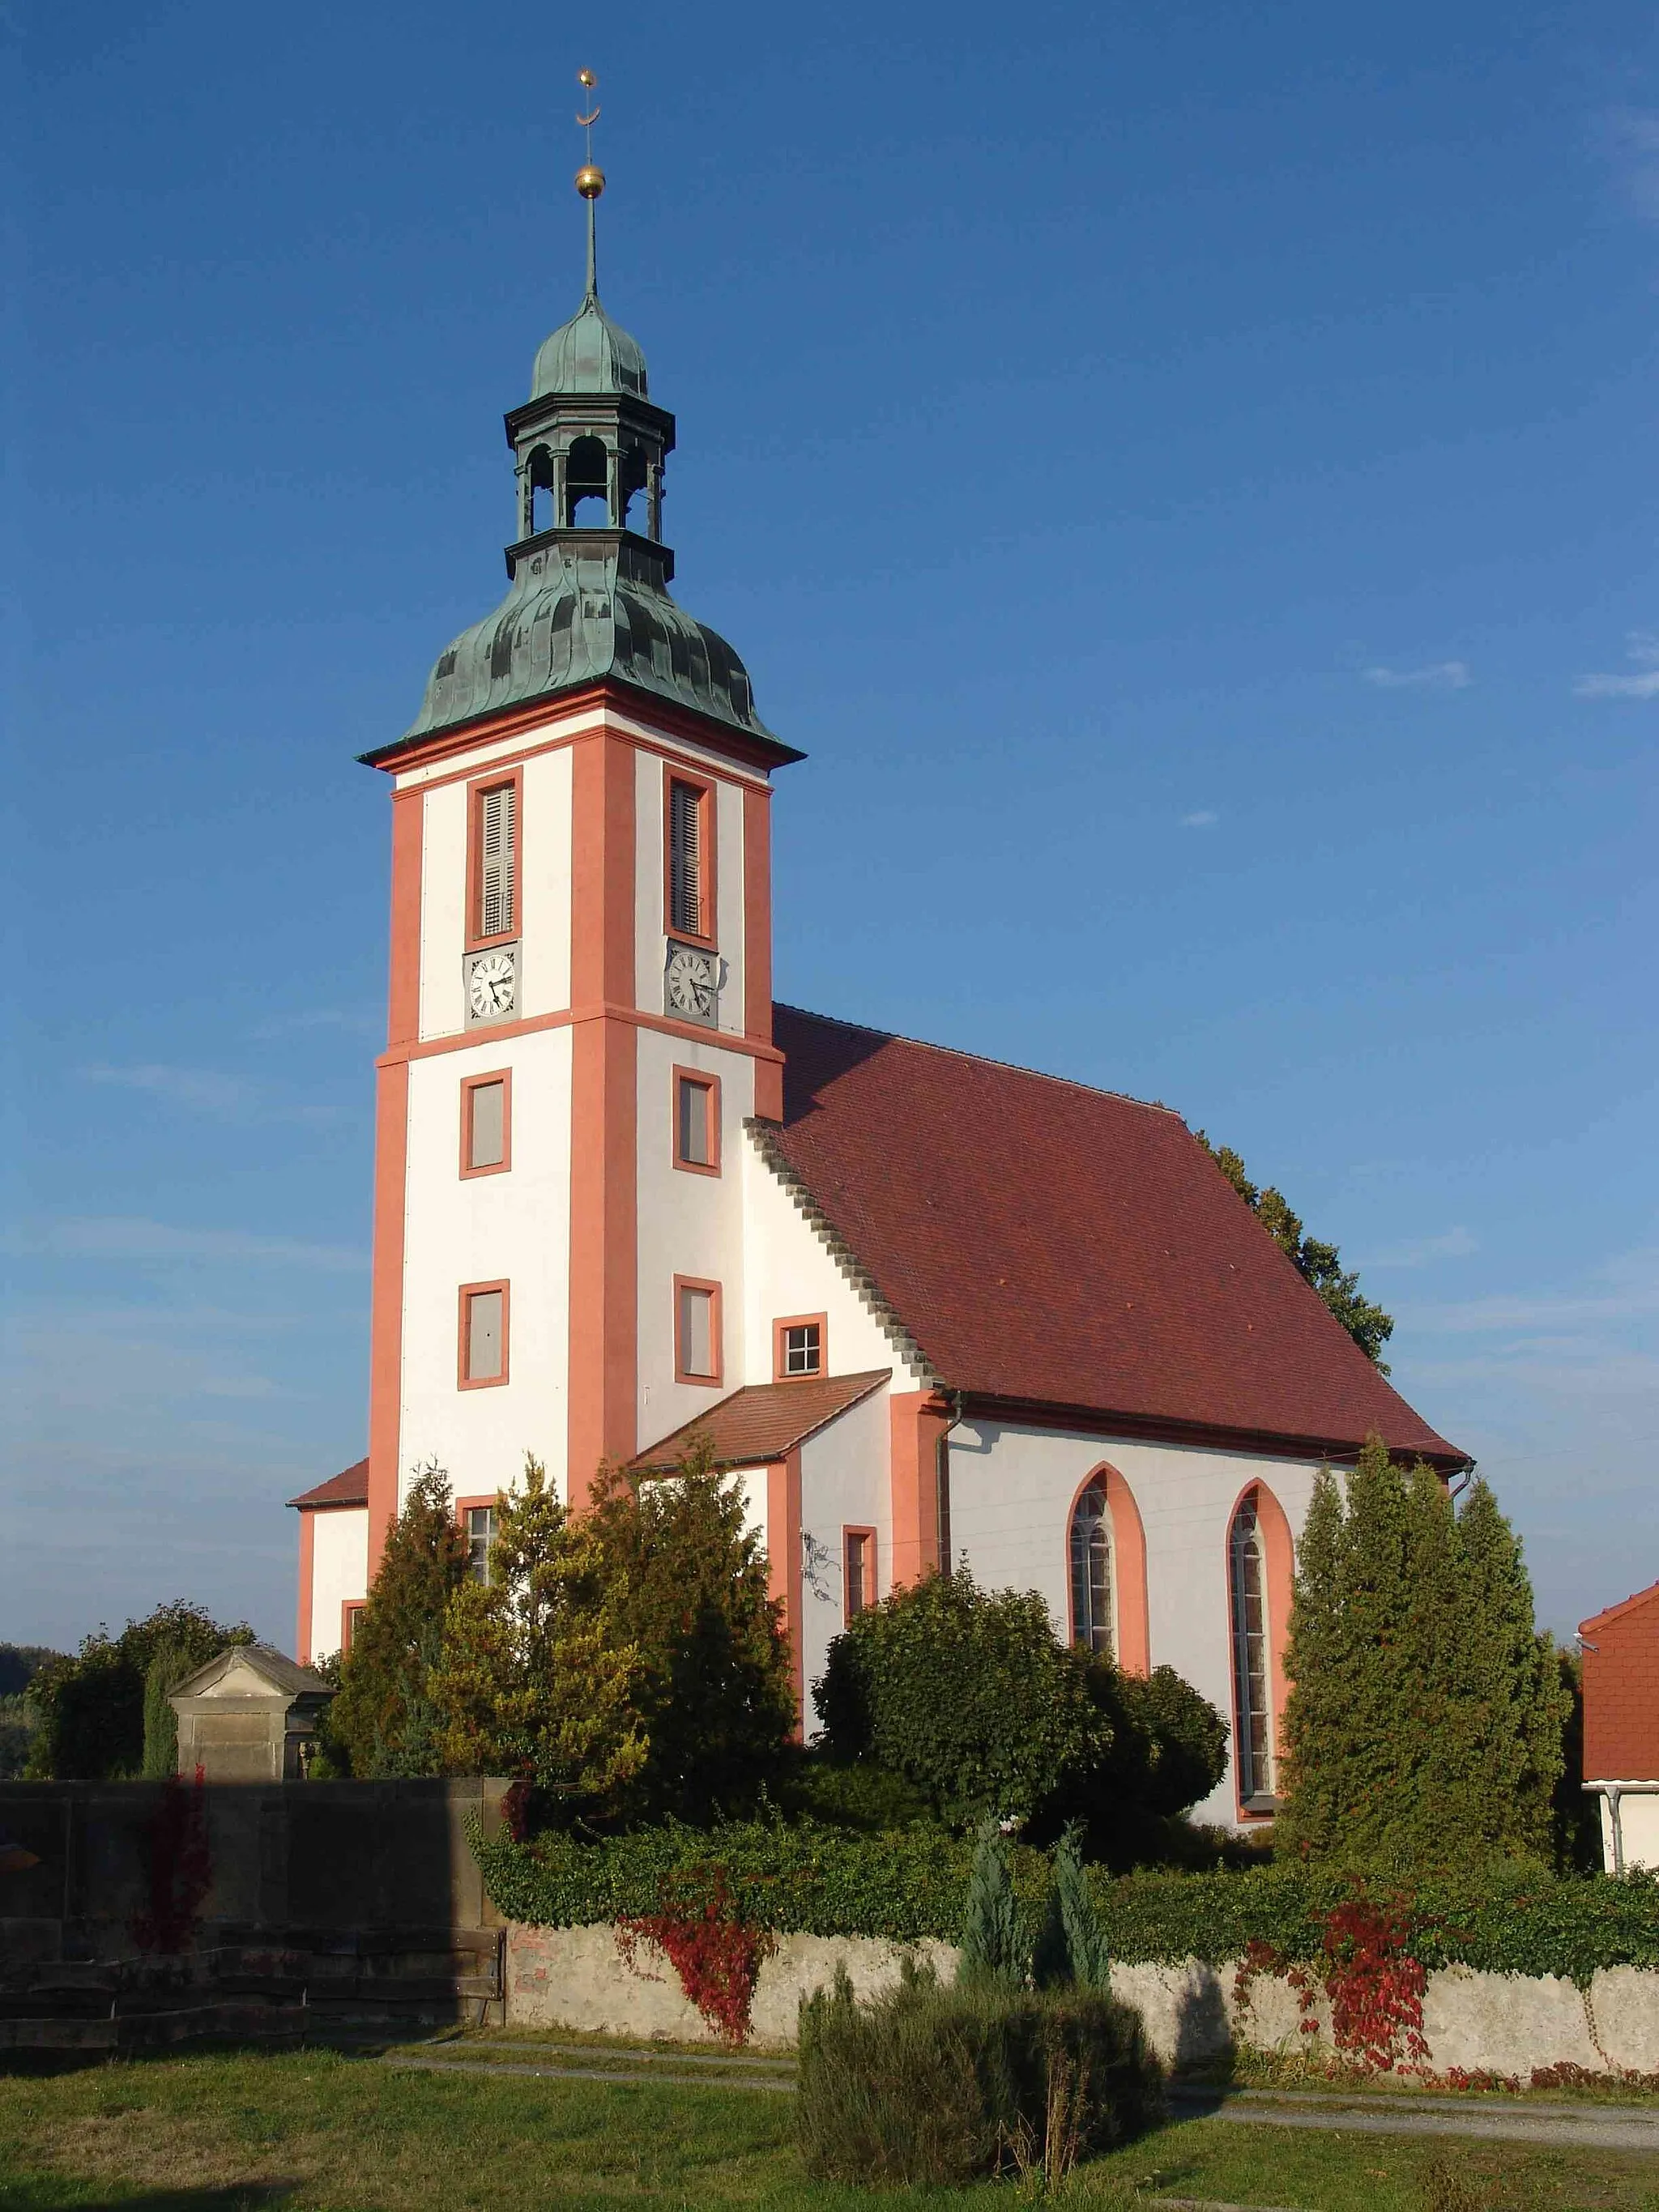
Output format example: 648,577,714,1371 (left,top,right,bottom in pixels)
468,949,517,1021
665,944,717,1022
